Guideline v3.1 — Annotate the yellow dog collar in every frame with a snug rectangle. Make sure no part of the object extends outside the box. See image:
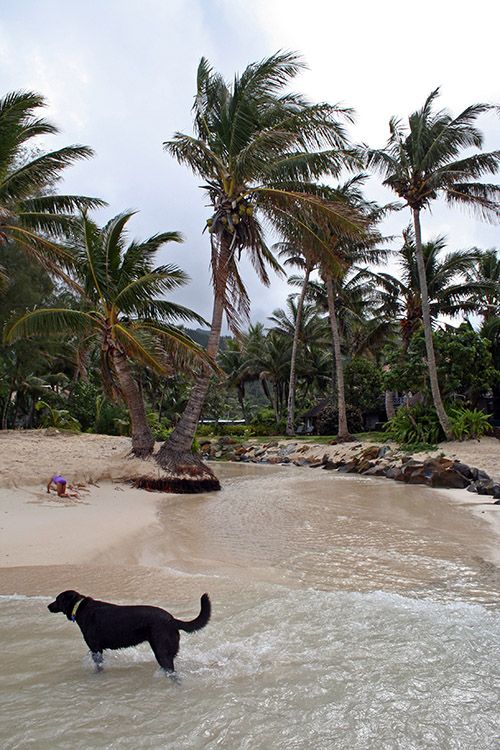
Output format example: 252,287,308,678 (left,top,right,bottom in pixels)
71,598,85,621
